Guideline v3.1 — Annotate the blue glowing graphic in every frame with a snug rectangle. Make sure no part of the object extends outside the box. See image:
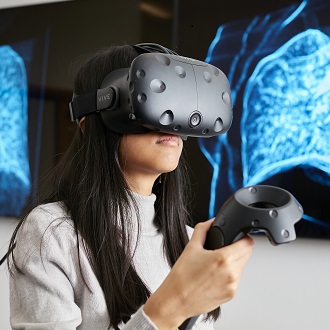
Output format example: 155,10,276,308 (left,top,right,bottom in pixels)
242,28,330,187
199,0,330,237
0,45,30,216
